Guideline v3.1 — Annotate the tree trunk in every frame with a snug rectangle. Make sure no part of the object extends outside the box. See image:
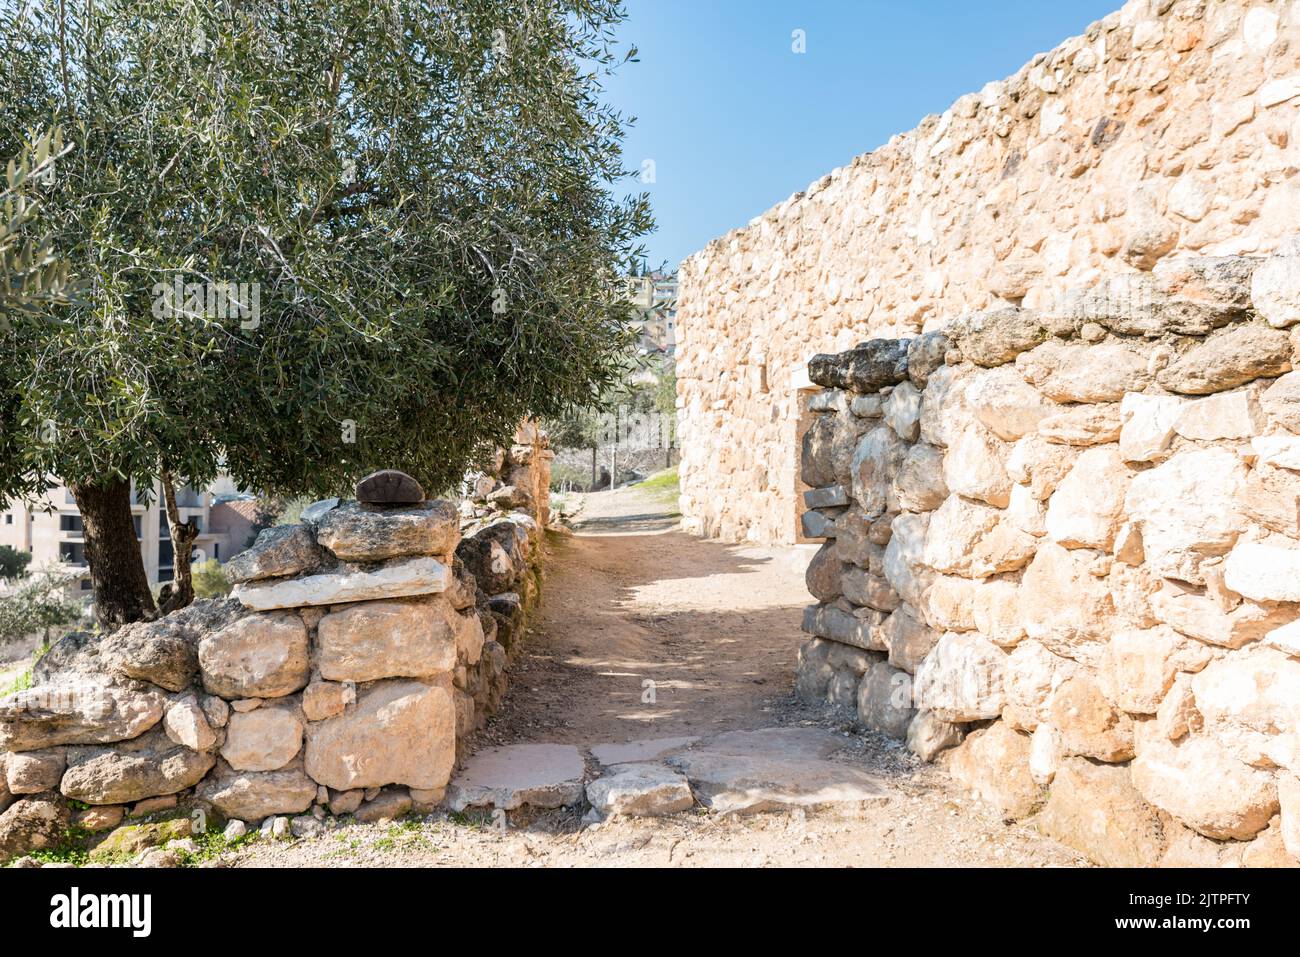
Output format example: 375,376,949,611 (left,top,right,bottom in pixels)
158,470,199,615
68,477,156,632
